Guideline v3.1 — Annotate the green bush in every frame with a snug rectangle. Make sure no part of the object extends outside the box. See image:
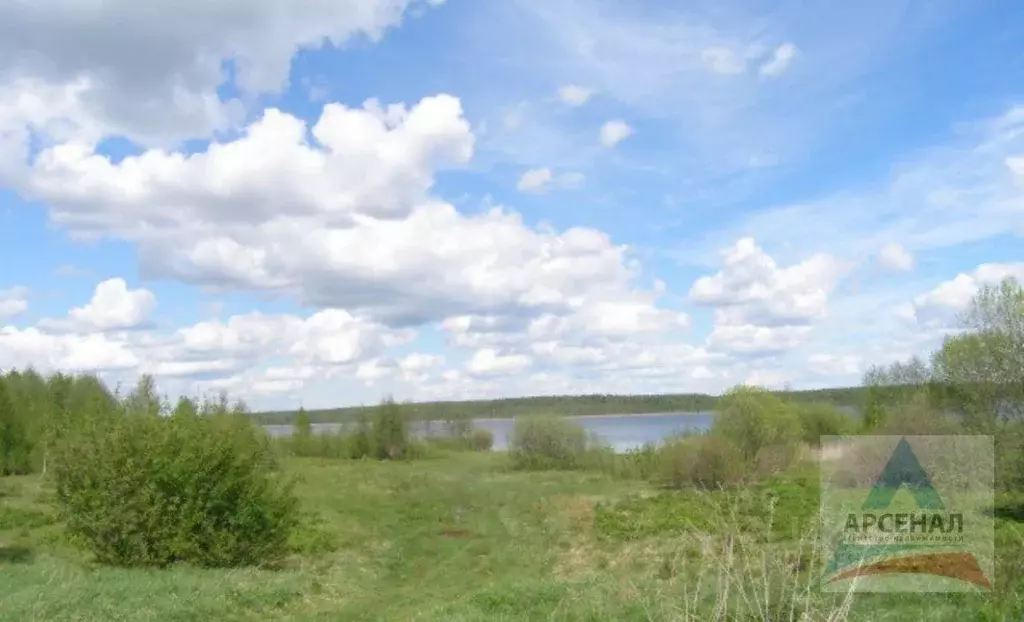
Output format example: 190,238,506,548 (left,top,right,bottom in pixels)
587,442,660,480
996,421,1024,493
622,442,660,479
878,391,963,435
471,427,494,451
654,435,747,490
53,411,297,568
652,438,698,489
286,428,355,460
370,398,409,460
713,385,802,461
509,415,589,471
790,402,852,447
753,443,802,478
328,398,413,461
0,377,32,476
